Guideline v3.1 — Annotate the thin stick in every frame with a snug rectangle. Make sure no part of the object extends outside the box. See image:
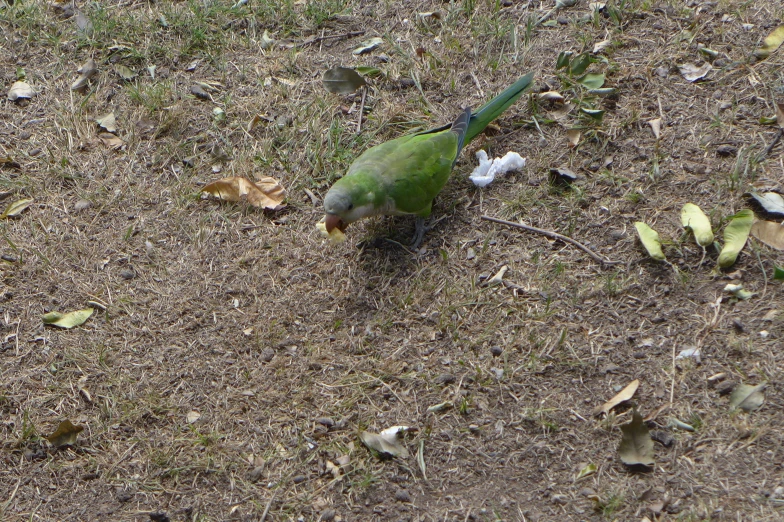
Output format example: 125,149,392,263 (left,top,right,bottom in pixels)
300,30,365,47
480,215,621,266
356,86,367,134
259,485,279,522
757,128,783,162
